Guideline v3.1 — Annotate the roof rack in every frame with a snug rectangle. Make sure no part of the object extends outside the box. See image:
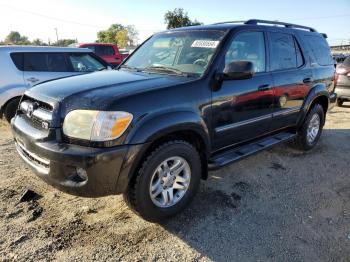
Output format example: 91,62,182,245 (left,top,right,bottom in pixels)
244,19,317,32
212,21,246,25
